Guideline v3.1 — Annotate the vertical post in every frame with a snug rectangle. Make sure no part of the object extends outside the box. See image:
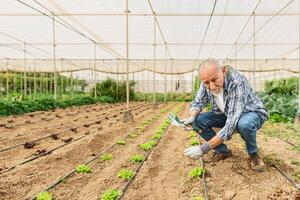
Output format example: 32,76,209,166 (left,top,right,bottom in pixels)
33,60,37,95
61,59,64,95
6,58,9,98
52,13,57,99
253,12,256,91
235,42,237,69
297,3,300,122
164,47,167,102
126,0,130,110
153,17,156,105
24,42,27,97
116,60,119,100
94,43,97,98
